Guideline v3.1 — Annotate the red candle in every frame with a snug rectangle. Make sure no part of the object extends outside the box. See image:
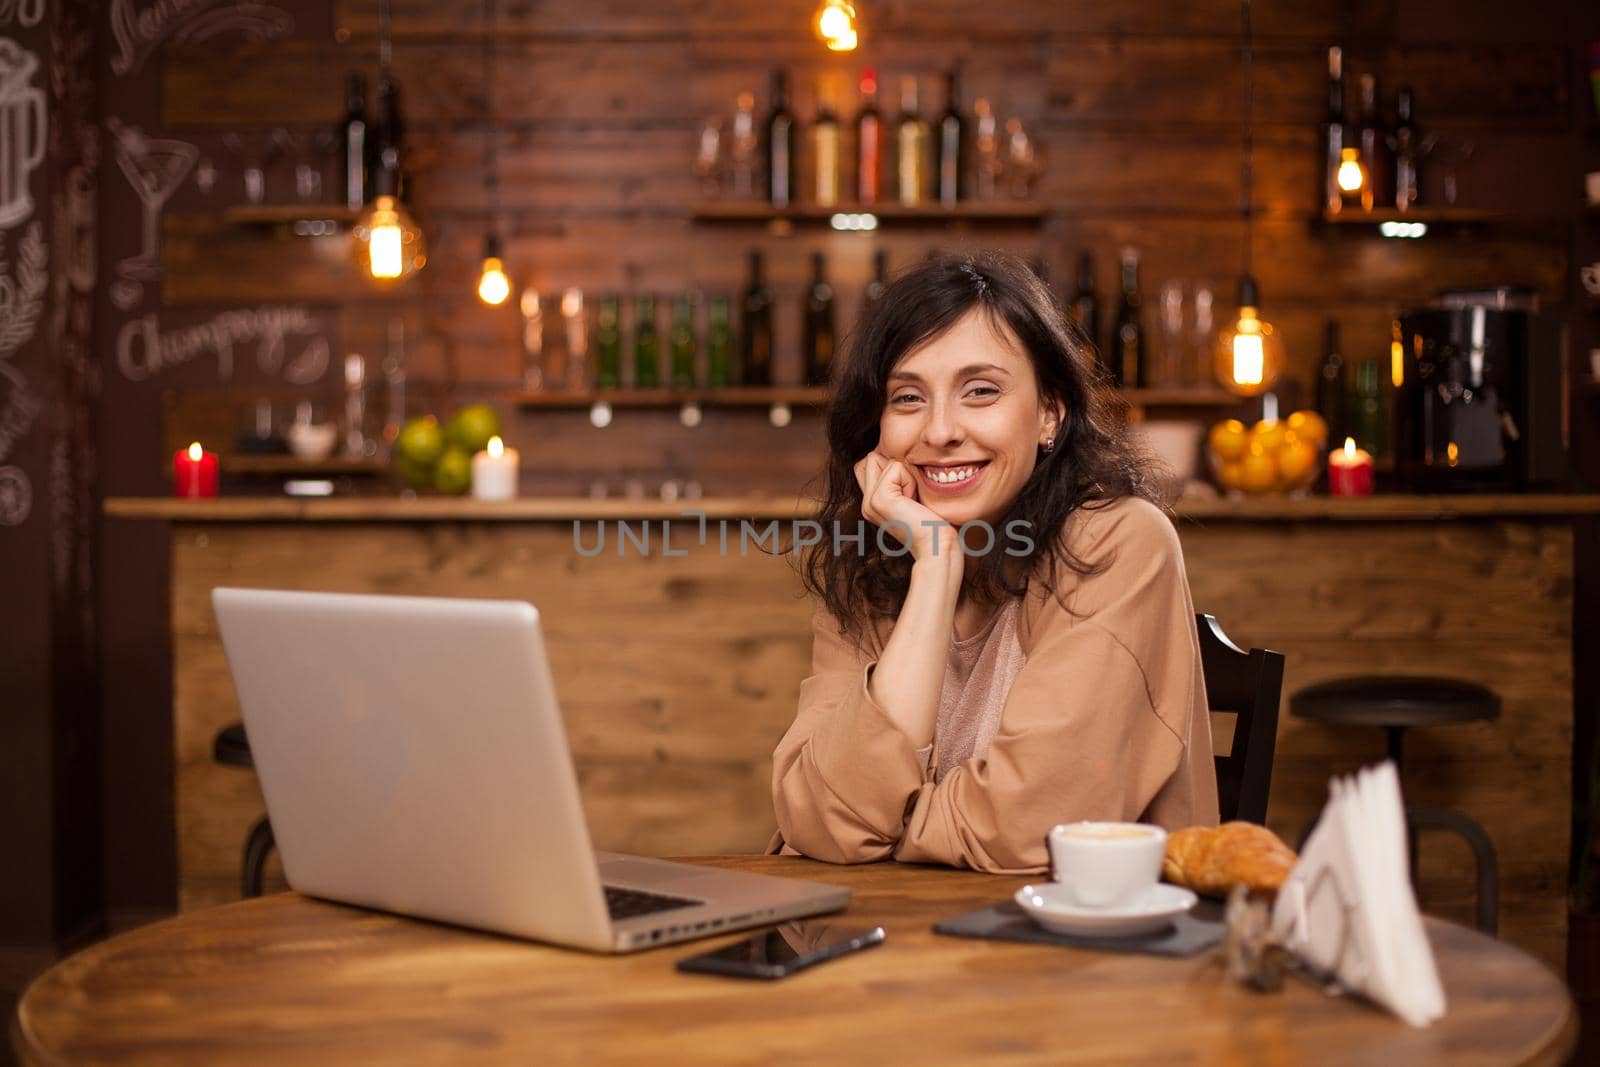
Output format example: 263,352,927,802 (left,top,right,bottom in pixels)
173,441,219,498
1327,437,1374,496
